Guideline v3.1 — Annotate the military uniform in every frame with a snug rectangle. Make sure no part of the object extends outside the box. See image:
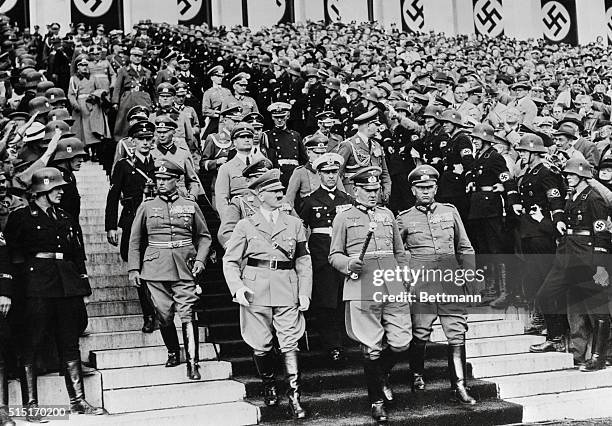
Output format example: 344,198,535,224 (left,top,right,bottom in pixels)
128,159,211,380
214,155,250,214
383,122,419,214
398,165,477,405
150,138,201,199
328,166,410,421
299,153,353,358
201,80,231,136
265,126,308,188
0,237,13,426
200,128,233,198
222,169,311,419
